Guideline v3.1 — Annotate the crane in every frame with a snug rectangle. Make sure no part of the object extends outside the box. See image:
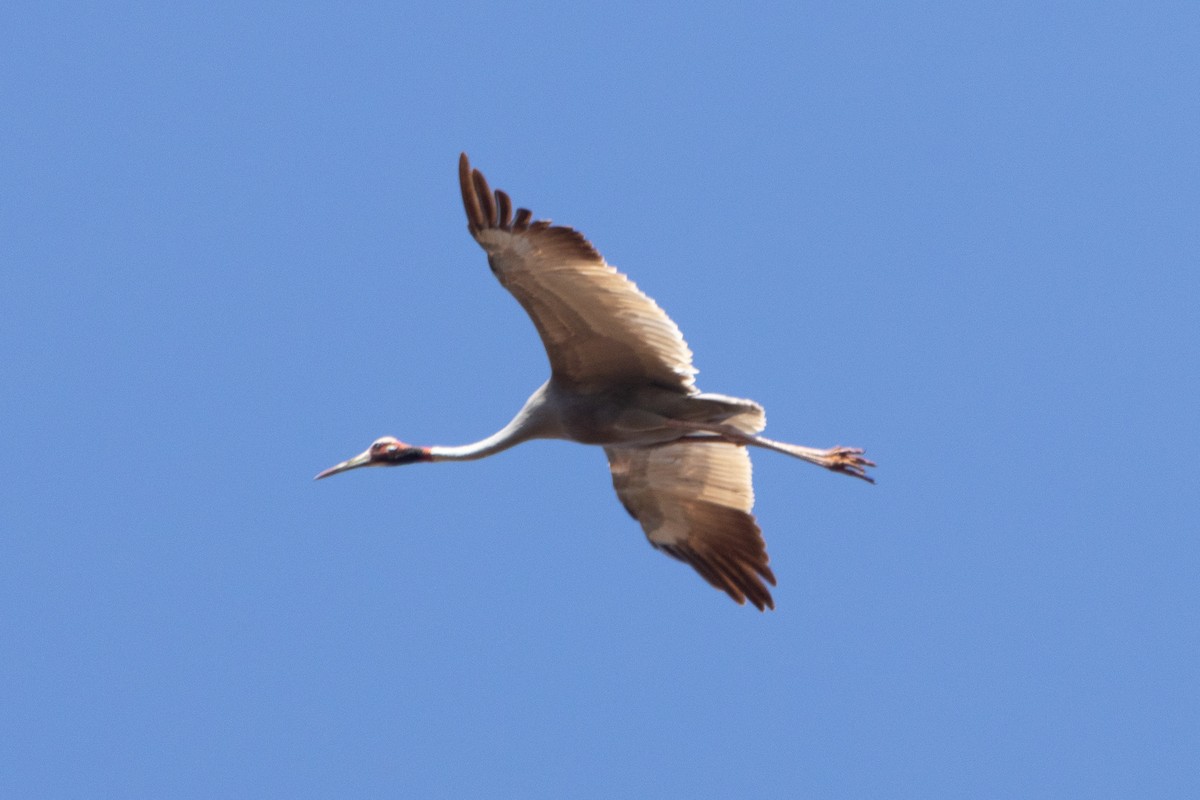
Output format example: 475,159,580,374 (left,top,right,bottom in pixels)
316,154,874,610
